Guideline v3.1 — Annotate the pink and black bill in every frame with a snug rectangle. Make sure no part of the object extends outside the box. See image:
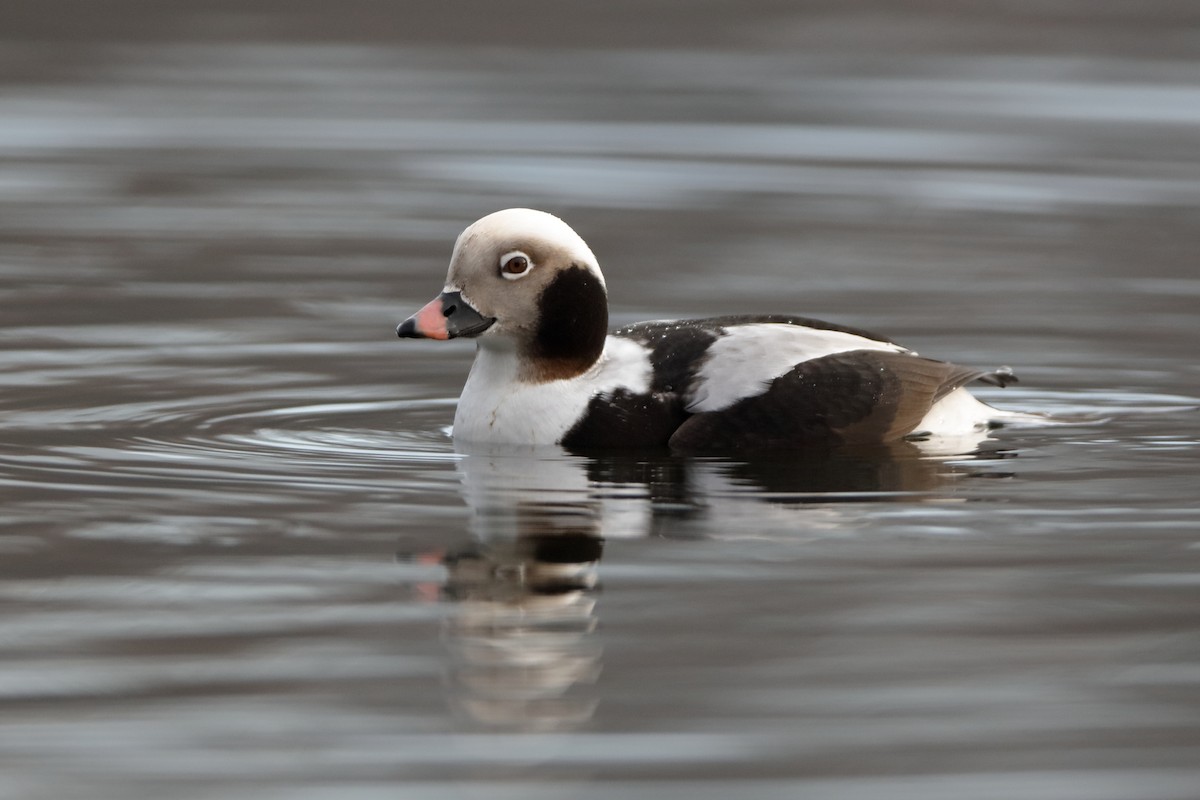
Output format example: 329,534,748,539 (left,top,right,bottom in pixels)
396,291,495,340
